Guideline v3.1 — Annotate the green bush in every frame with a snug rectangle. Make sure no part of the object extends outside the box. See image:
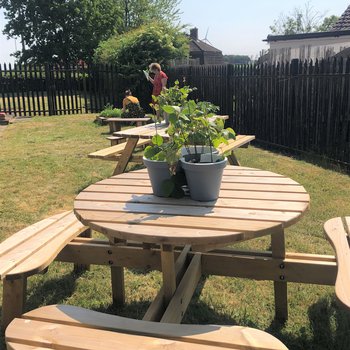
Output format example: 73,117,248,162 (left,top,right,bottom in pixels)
94,22,189,80
100,105,123,118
